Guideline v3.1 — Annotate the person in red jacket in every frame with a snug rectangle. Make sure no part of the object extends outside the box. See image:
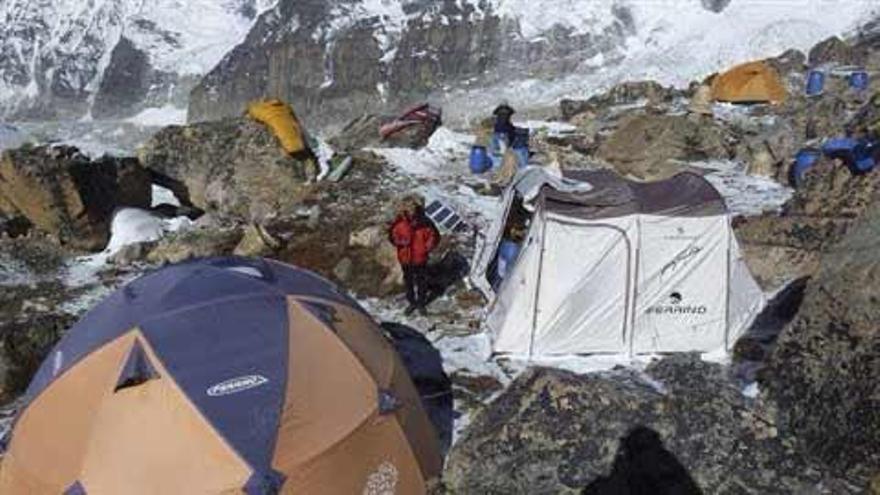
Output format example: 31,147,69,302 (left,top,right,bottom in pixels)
389,198,440,316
